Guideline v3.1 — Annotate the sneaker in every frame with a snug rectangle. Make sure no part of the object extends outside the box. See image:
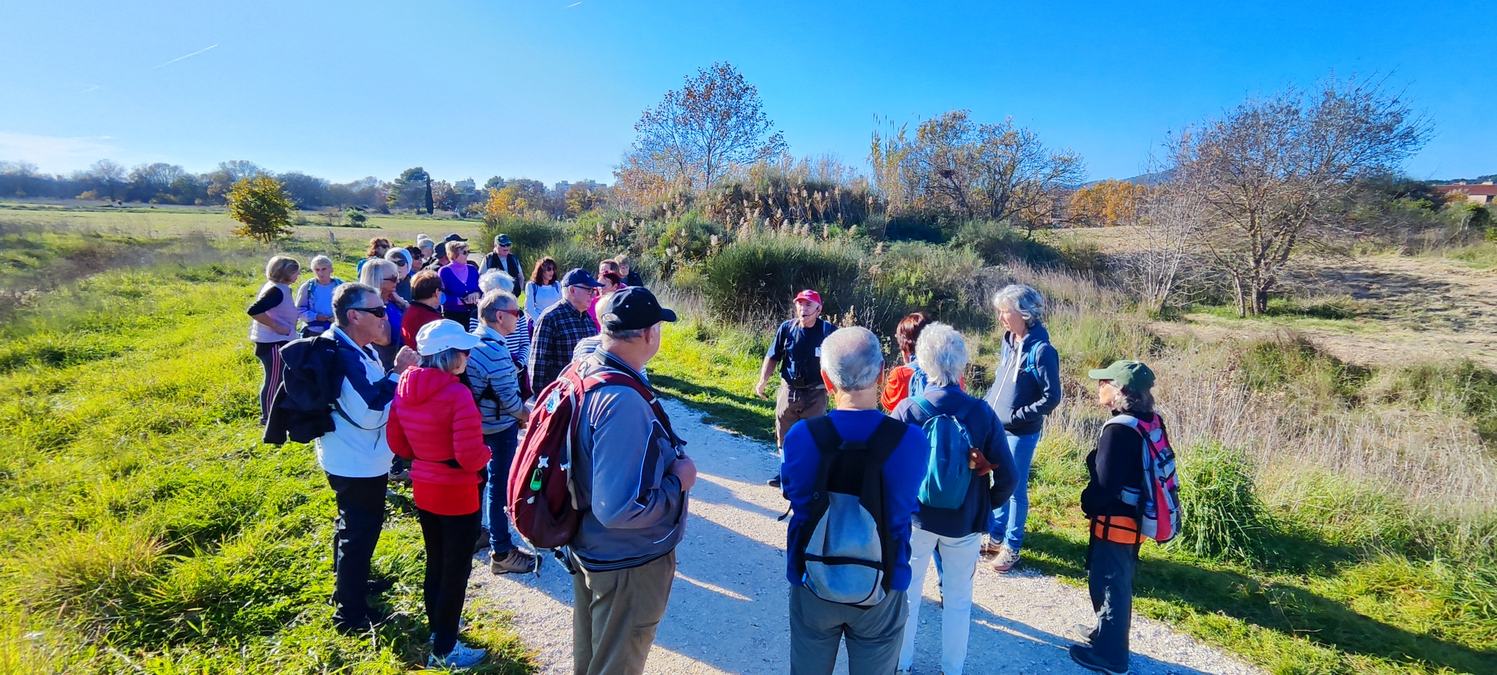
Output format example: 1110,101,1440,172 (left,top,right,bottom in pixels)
766,474,781,488
390,467,412,484
990,545,1020,573
428,639,487,669
490,548,539,575
979,537,1006,558
1069,622,1098,644
1068,644,1127,675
